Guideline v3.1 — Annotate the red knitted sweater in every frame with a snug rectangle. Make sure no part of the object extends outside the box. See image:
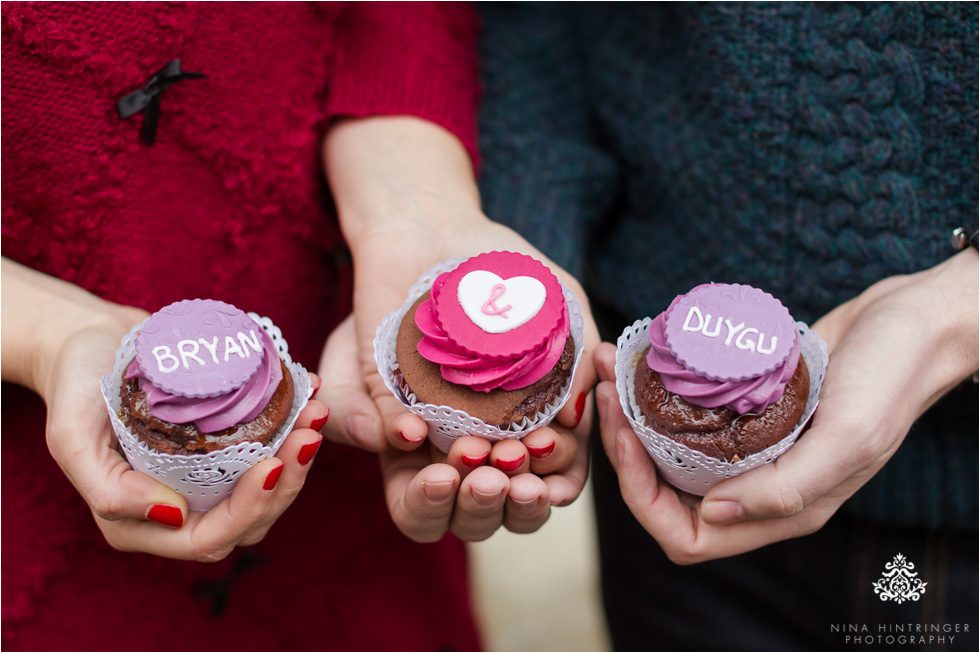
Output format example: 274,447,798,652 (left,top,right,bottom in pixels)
1,3,480,650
